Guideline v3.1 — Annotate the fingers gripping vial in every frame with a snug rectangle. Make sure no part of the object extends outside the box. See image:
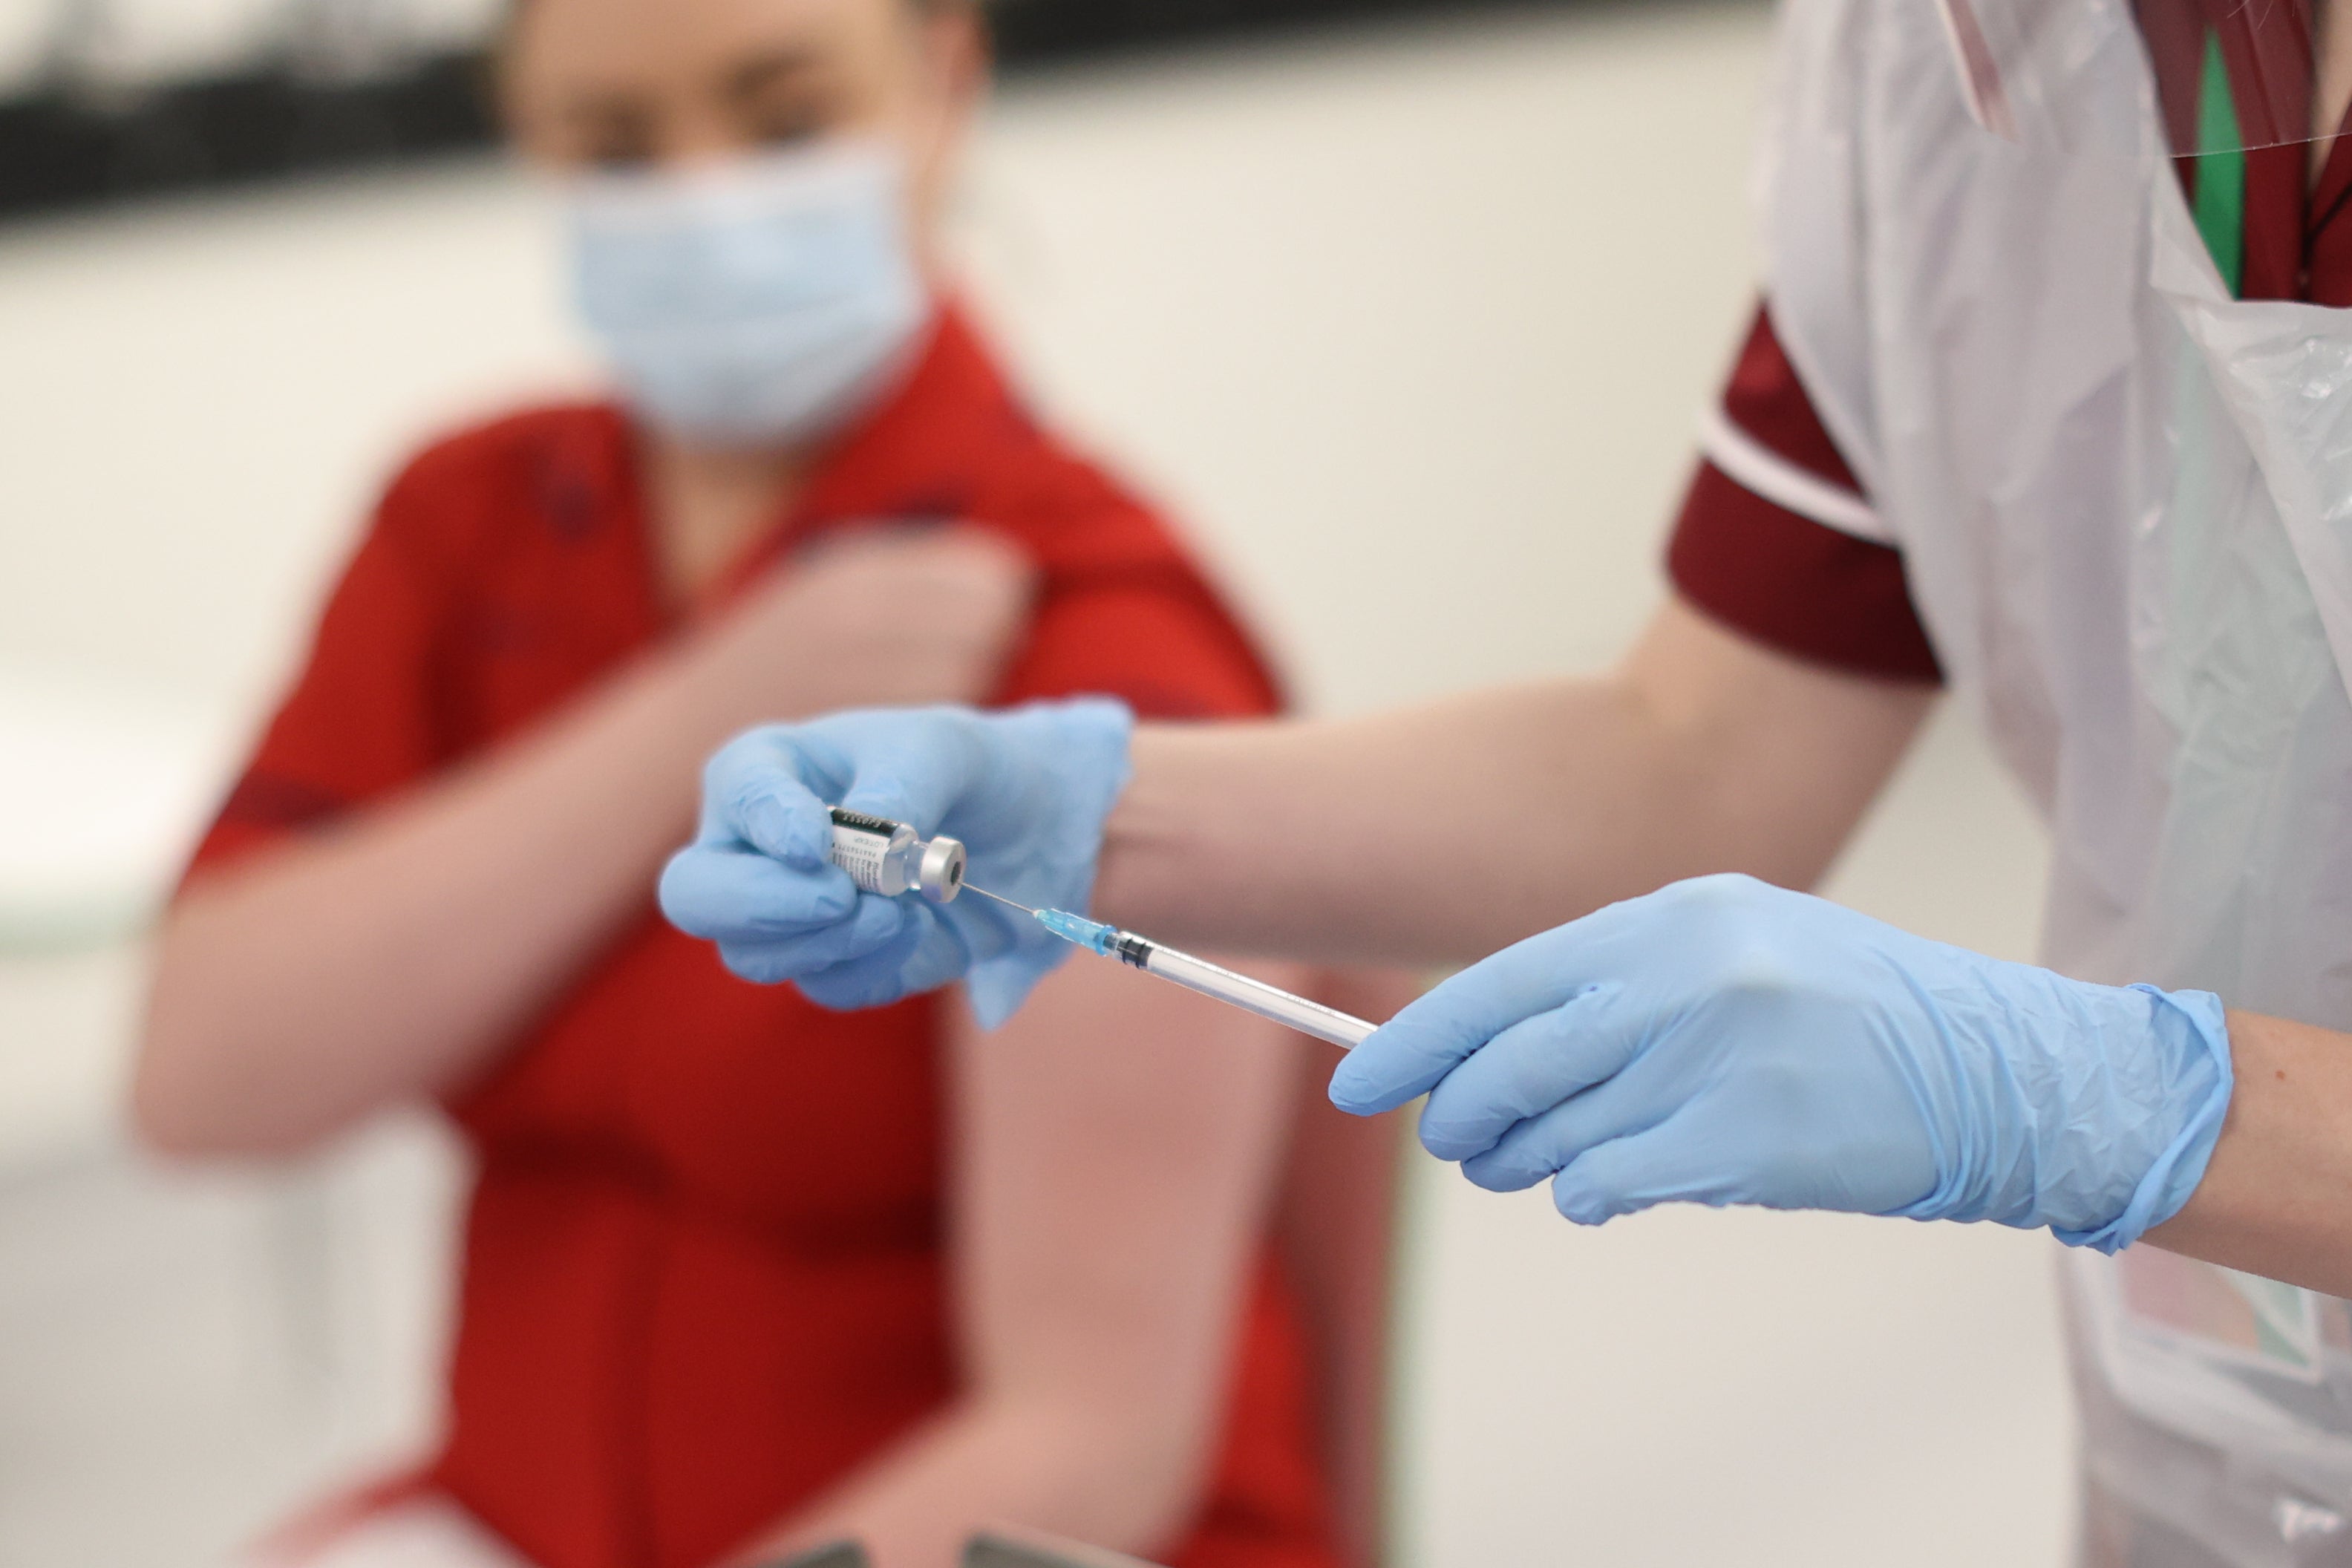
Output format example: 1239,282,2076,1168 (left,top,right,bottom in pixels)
828,808,967,902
